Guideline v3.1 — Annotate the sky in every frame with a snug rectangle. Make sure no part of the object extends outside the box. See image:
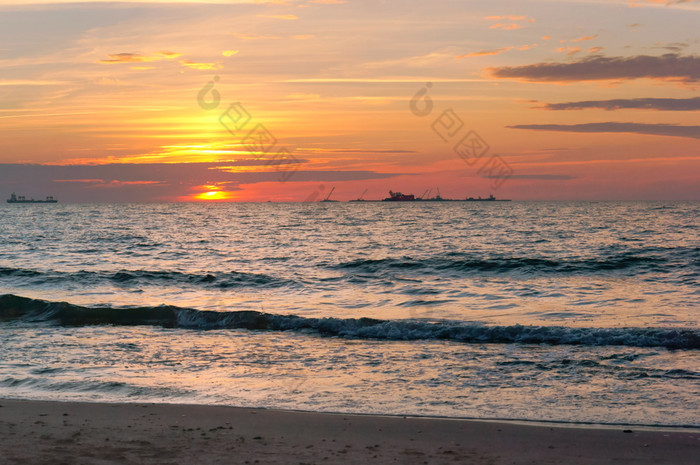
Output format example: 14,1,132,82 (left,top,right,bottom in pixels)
0,0,698,202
